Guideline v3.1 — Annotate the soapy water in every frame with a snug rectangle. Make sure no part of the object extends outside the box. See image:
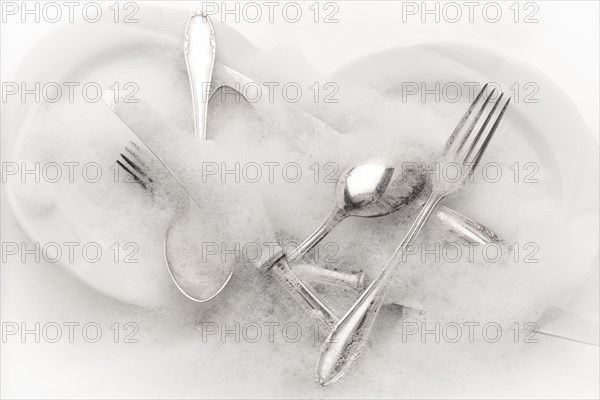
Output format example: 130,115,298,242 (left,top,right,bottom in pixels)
7,39,594,396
